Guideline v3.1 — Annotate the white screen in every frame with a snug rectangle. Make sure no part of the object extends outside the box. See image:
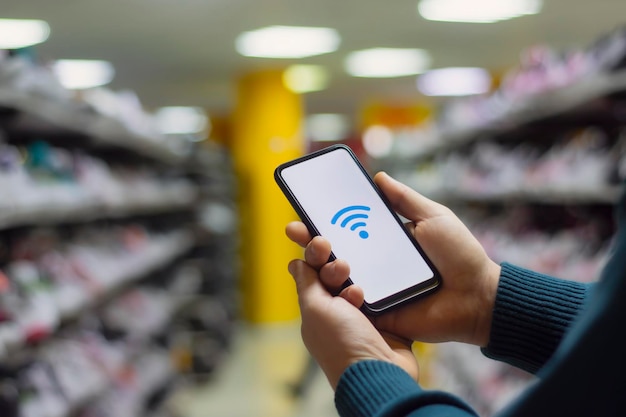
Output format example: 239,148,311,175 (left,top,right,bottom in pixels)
280,147,434,305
